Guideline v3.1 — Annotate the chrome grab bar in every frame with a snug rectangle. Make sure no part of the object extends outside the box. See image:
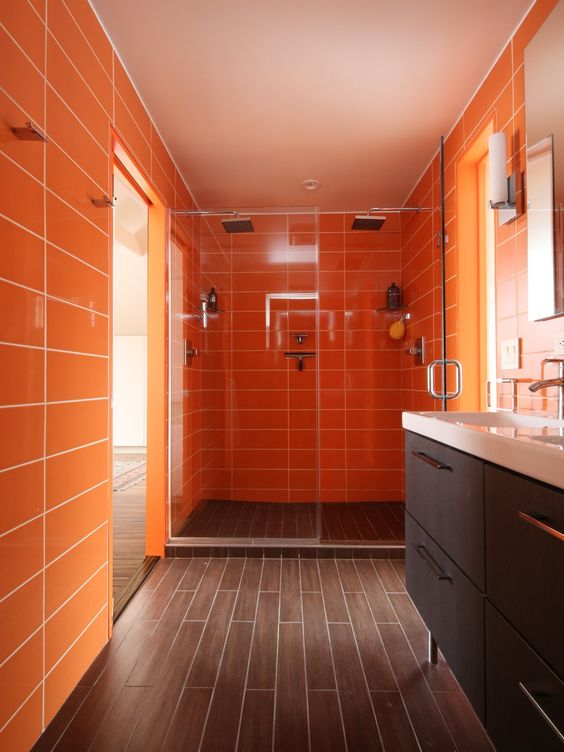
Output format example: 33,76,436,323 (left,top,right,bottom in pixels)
427,359,462,400
519,682,564,744
412,451,452,472
518,511,564,542
414,544,452,581
486,377,519,412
